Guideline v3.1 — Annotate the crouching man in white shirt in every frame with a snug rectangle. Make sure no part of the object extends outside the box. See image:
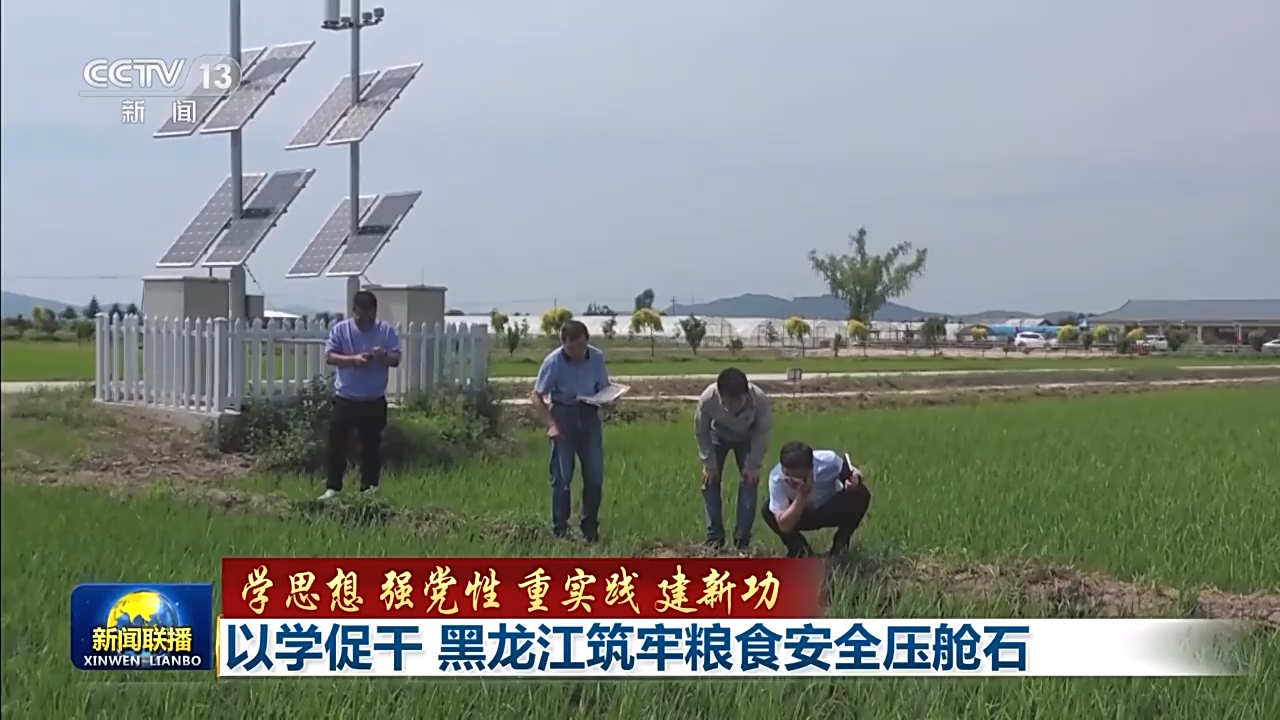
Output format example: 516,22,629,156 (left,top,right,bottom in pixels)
763,441,872,558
